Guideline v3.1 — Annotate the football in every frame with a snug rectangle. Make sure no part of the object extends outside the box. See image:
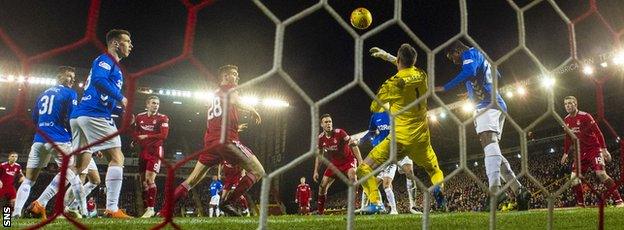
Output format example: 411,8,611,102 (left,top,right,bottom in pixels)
350,7,372,30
